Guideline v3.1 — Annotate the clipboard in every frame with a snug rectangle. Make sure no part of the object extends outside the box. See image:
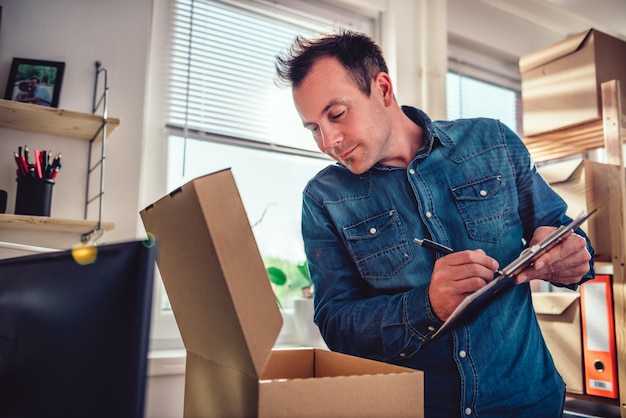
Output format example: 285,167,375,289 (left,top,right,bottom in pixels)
429,208,597,340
